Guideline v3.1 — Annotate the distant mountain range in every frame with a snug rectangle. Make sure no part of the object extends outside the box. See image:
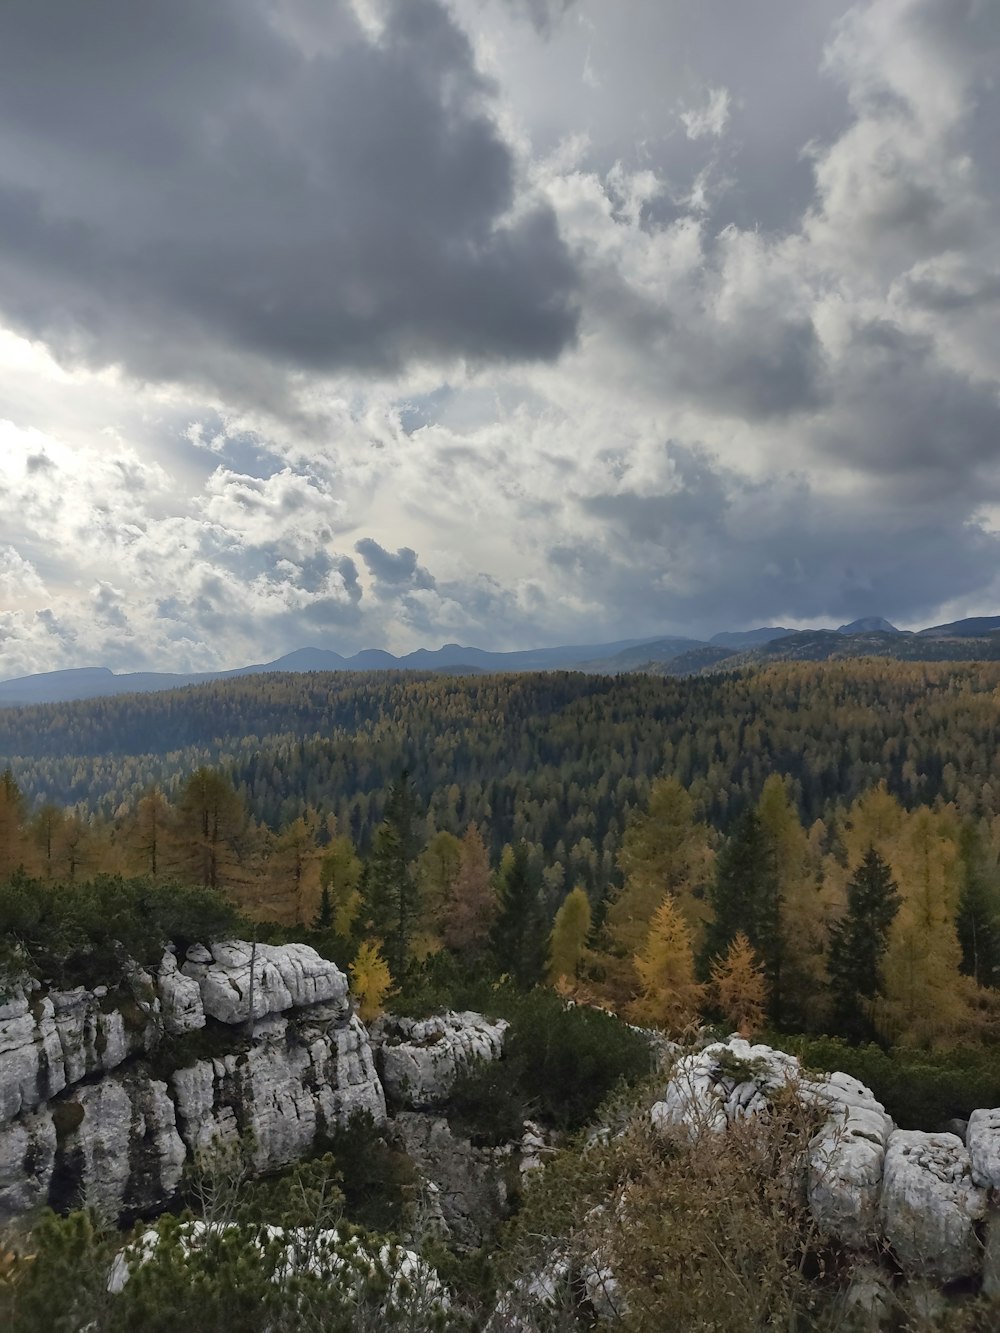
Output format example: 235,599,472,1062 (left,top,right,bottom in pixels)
2,616,1000,707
